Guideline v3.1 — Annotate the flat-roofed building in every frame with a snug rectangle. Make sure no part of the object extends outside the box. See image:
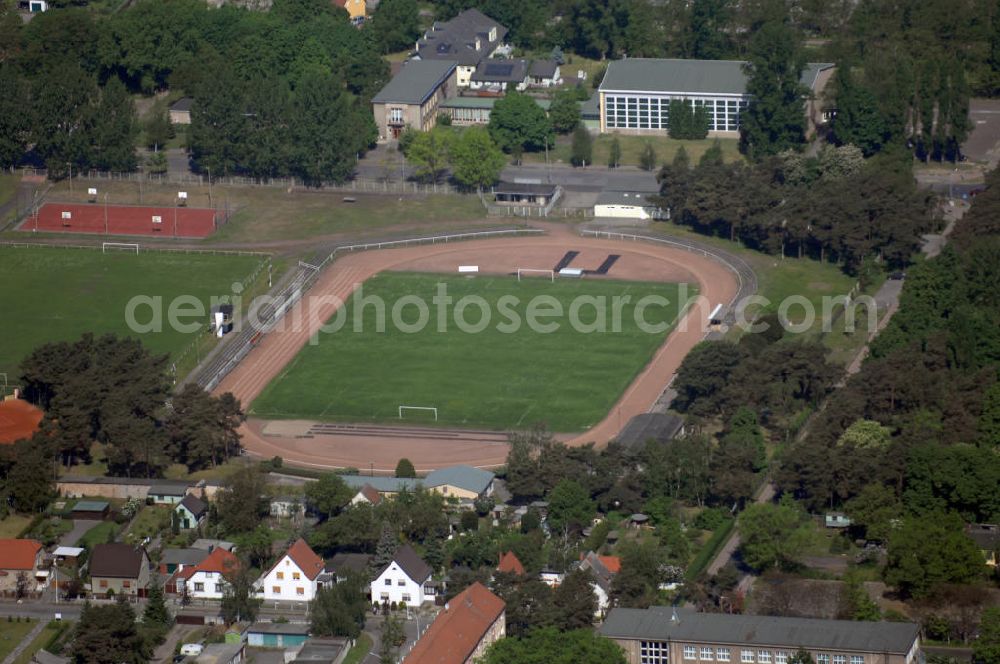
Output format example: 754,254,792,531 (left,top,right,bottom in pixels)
440,96,550,126
598,59,833,138
600,607,921,664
